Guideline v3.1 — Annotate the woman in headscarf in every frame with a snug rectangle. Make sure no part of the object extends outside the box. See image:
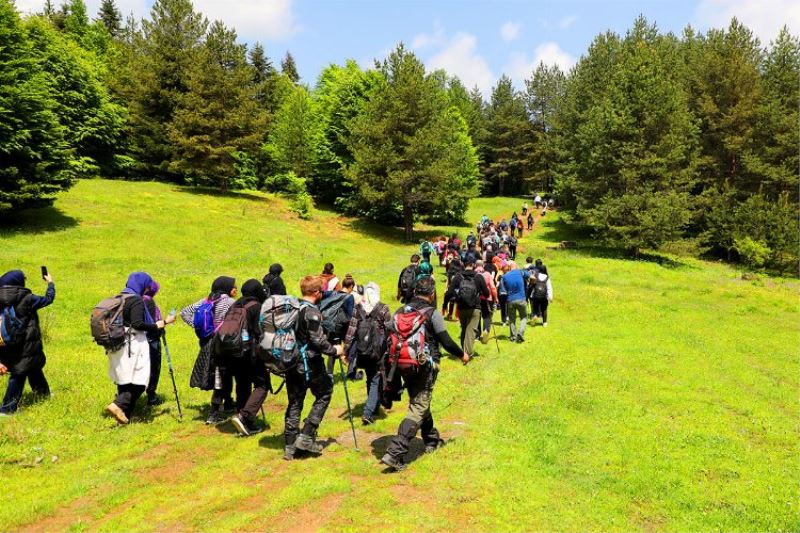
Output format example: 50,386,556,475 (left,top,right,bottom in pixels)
0,269,55,415
106,272,174,425
230,279,271,437
262,263,286,297
180,276,237,424
343,282,390,425
143,279,164,406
